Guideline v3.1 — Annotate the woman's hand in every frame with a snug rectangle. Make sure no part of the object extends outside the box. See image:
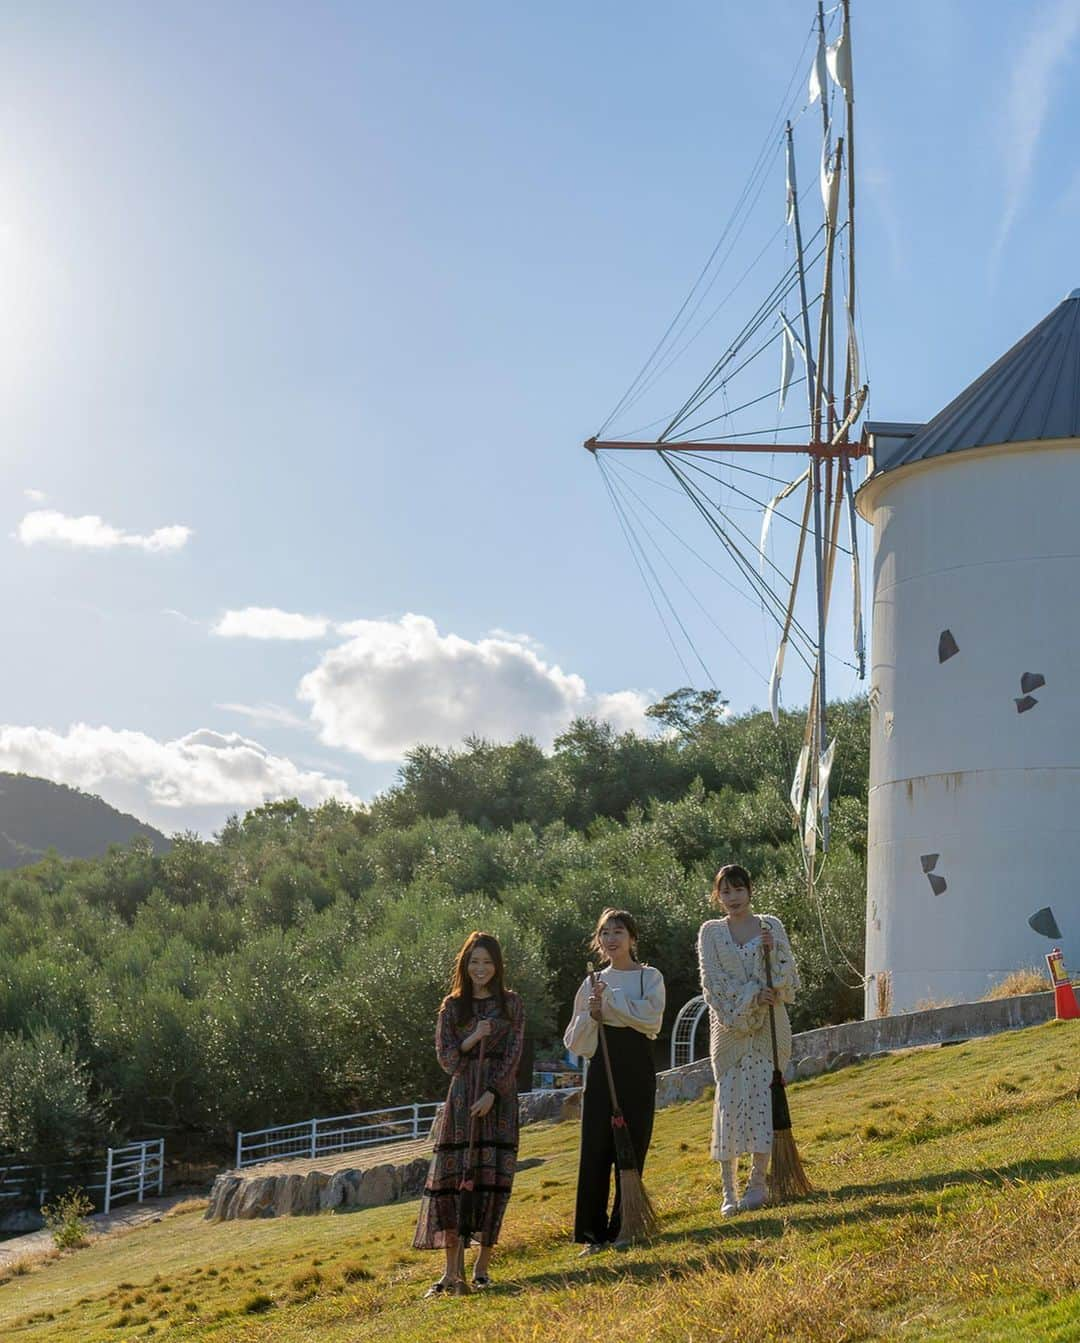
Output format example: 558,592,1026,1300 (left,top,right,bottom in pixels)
463,1019,494,1051
470,1090,495,1119
755,987,778,1007
588,984,606,1022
